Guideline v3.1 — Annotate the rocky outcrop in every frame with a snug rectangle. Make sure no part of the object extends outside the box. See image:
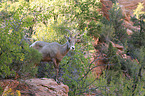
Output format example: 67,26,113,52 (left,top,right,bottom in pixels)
101,0,145,21
100,0,145,34
92,0,145,77
25,78,69,96
118,0,145,19
0,78,69,96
